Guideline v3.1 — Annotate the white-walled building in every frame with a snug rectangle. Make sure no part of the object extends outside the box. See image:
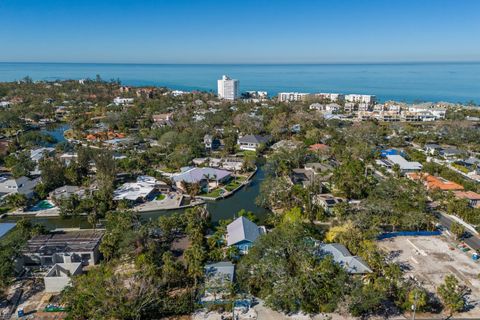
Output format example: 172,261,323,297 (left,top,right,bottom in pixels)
313,93,344,102
344,94,376,105
217,75,239,100
113,97,134,106
278,92,310,102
